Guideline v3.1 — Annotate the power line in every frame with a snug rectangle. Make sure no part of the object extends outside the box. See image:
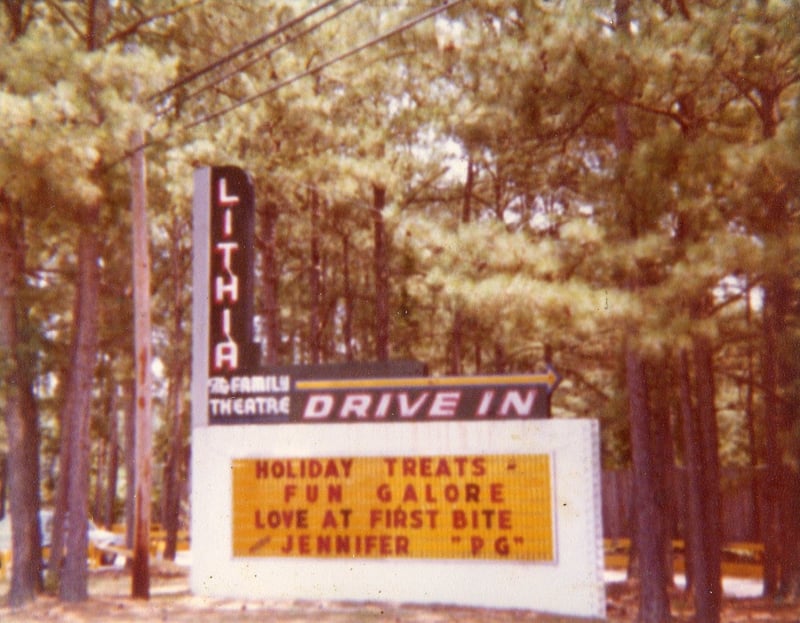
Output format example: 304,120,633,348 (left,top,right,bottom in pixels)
104,0,467,174
184,0,468,130
174,0,367,113
150,0,343,101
